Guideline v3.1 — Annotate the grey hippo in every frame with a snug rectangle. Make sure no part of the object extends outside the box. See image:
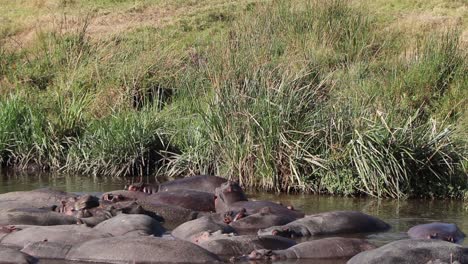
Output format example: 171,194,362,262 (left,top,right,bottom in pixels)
232,237,376,261
258,210,390,238
408,222,465,244
347,239,468,264
215,181,304,219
